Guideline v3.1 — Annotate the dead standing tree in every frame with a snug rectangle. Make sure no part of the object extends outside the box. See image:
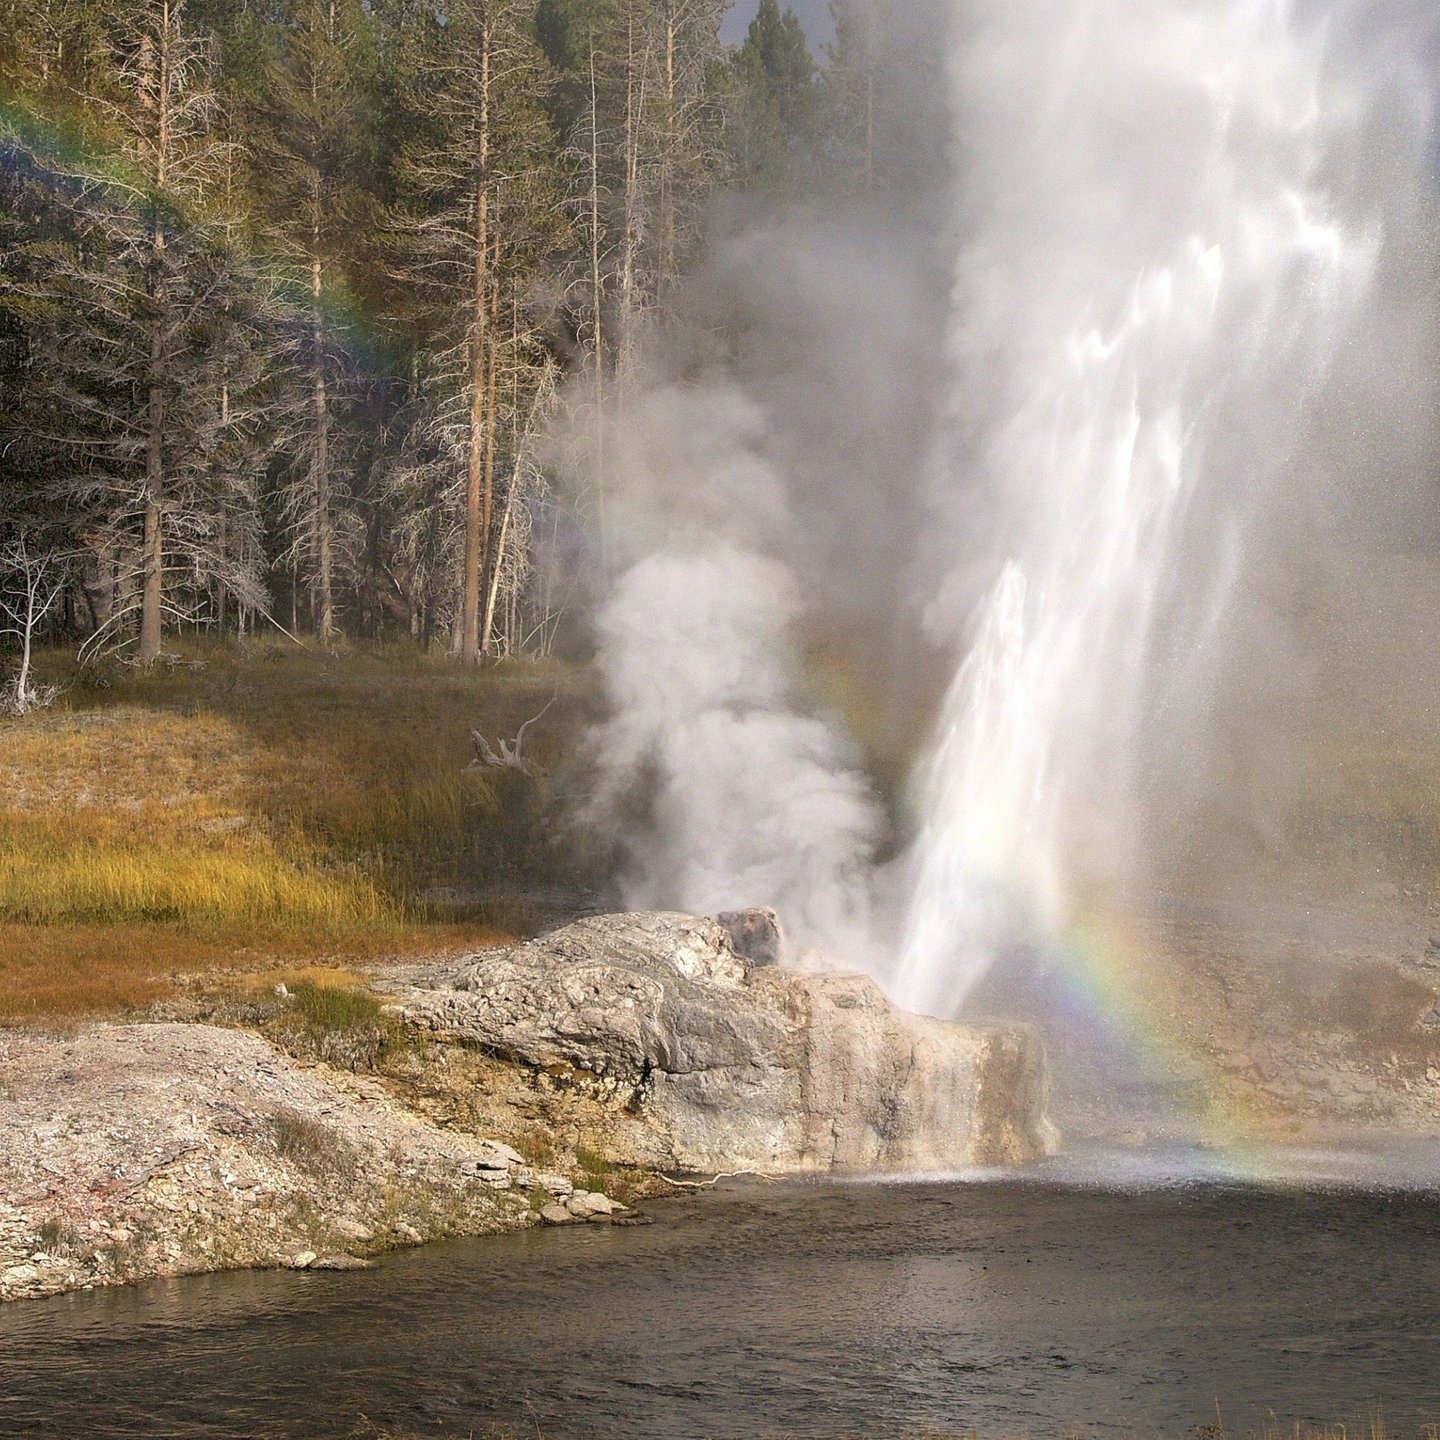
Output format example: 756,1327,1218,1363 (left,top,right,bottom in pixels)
390,0,564,664
559,0,728,560
0,535,68,715
250,0,373,644
106,0,229,664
